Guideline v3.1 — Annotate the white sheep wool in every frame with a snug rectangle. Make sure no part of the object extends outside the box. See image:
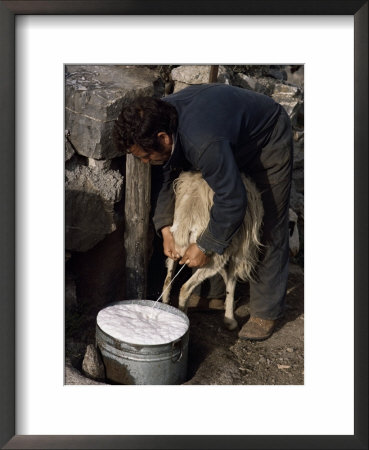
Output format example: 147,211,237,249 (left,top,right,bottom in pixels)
97,303,188,346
